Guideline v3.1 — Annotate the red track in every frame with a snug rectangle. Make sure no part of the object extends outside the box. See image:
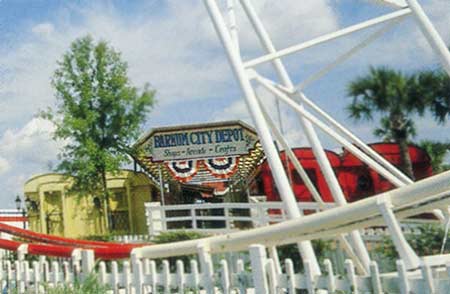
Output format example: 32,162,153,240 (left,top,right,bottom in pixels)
0,223,151,259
